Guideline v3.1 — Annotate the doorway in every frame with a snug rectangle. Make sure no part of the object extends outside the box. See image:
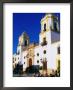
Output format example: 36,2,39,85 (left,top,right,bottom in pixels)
43,60,47,70
29,58,32,67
